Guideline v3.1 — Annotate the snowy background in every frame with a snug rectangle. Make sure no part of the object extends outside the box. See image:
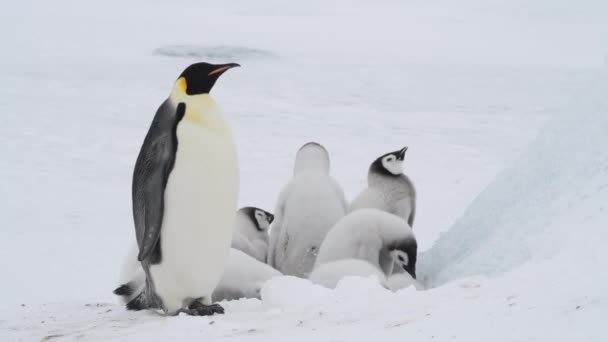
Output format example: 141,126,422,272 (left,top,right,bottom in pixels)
1,0,607,341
